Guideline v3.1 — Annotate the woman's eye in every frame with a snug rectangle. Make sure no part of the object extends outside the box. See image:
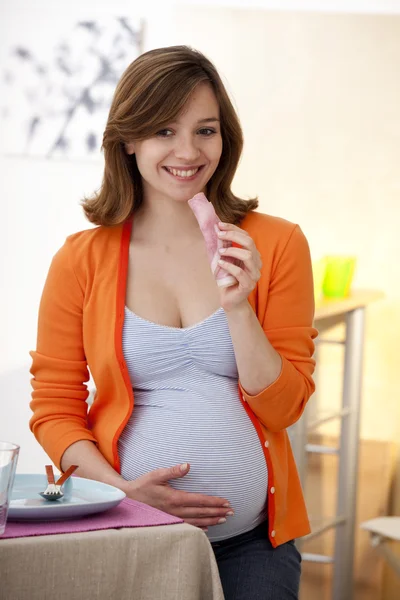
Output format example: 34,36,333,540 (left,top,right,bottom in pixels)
156,129,173,137
155,128,217,138
198,128,216,136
